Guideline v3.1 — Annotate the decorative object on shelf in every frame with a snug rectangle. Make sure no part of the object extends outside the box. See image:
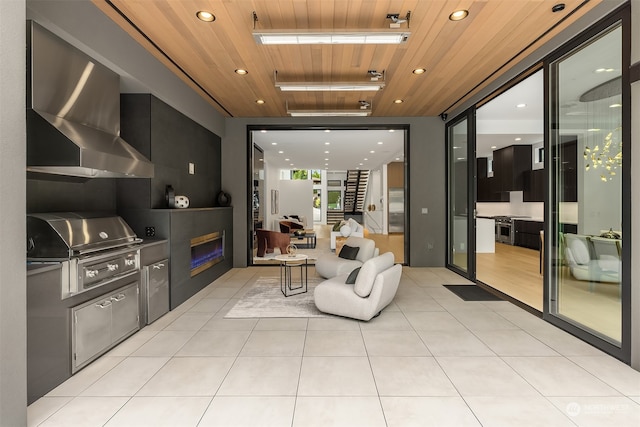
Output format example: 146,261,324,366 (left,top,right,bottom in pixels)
286,243,297,257
217,190,232,207
165,185,176,208
174,195,189,209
